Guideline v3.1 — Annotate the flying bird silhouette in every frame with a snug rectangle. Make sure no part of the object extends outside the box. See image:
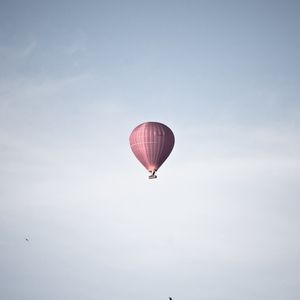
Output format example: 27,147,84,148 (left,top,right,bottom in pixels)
169,298,172,300
25,238,29,242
